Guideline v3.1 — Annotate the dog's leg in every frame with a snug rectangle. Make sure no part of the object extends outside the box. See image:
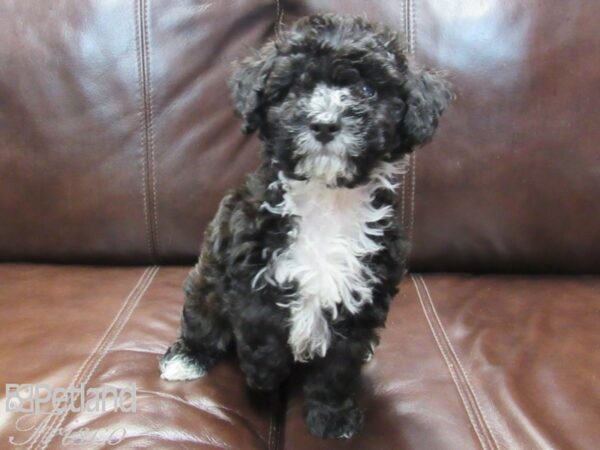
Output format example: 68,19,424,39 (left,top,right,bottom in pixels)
232,301,293,391
303,339,366,439
160,267,232,381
